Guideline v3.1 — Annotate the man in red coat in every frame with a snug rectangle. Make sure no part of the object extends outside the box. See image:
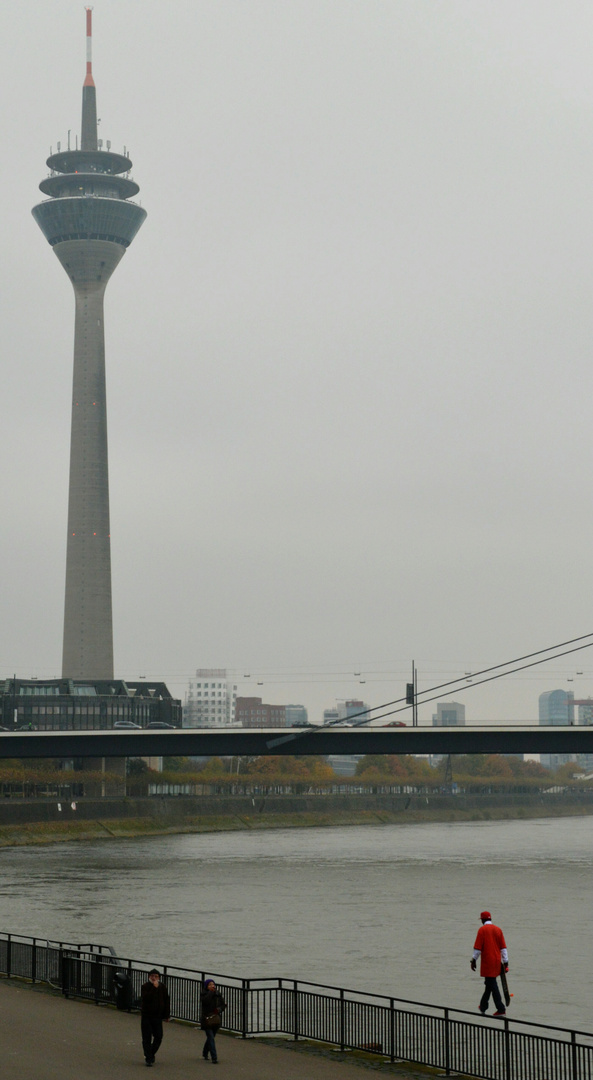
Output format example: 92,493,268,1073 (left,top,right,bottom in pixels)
471,910,509,1016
